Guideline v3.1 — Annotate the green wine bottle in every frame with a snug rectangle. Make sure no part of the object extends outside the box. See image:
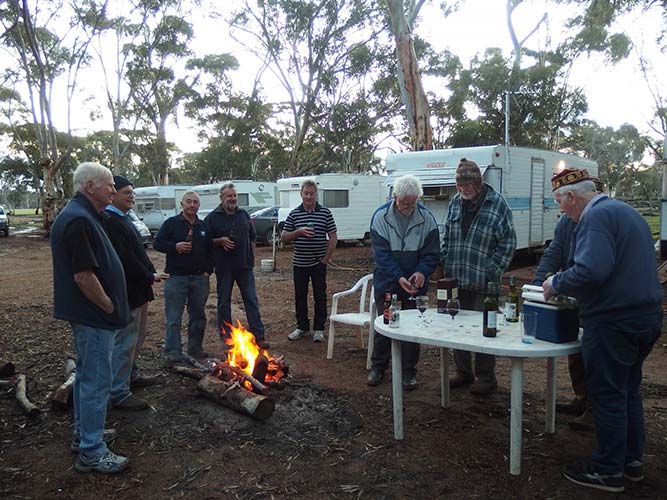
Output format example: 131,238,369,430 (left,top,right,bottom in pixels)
483,282,498,338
